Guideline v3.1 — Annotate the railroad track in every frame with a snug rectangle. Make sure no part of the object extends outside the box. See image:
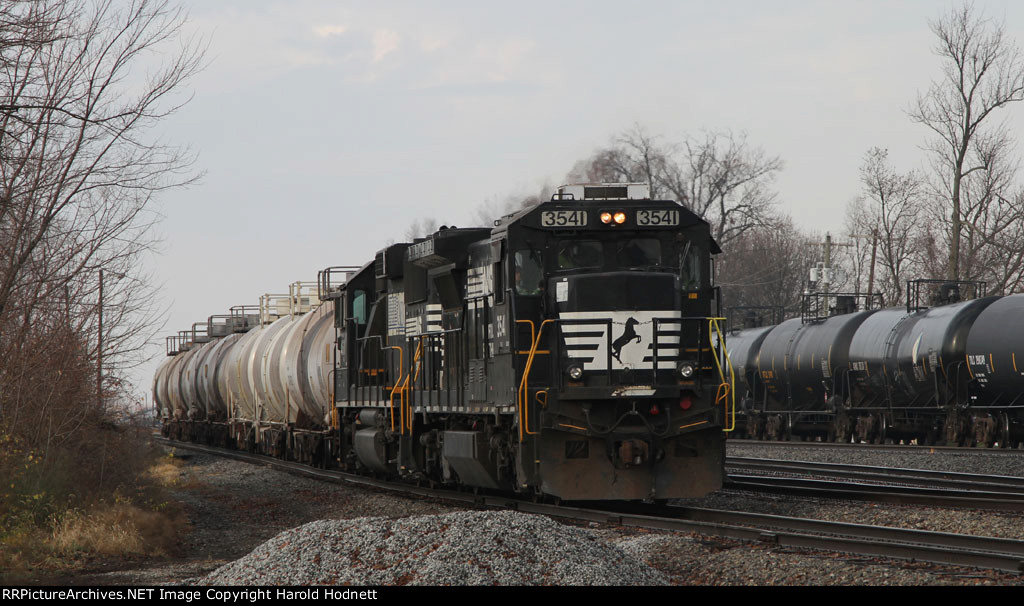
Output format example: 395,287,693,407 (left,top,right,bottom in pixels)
156,436,1024,575
727,457,1024,493
725,456,1024,511
728,438,1024,454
